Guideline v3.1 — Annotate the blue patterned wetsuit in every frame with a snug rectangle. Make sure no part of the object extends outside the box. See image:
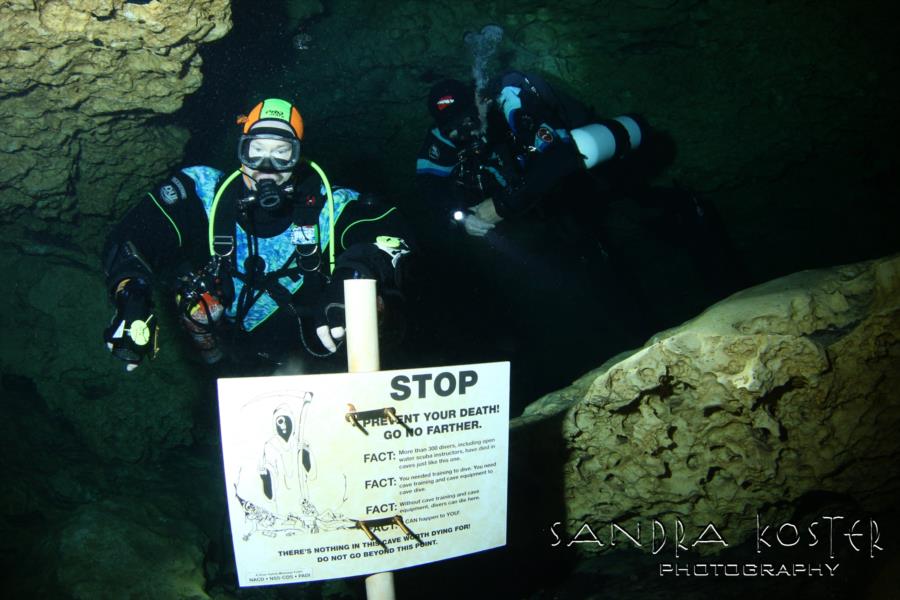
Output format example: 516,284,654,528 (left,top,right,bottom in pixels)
182,166,357,331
